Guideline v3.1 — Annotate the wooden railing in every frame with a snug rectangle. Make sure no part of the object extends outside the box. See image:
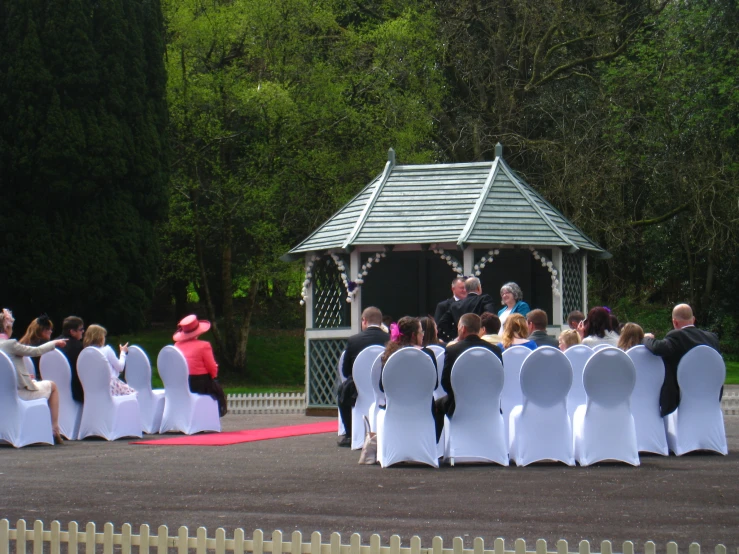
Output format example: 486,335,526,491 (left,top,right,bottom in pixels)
227,393,305,414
